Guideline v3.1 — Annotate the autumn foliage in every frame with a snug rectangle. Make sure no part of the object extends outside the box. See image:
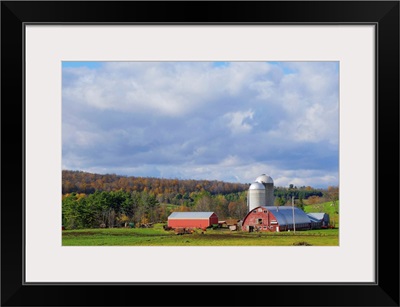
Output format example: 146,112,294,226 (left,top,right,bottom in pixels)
62,170,250,229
